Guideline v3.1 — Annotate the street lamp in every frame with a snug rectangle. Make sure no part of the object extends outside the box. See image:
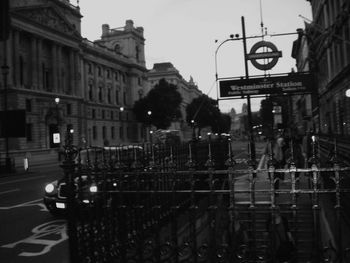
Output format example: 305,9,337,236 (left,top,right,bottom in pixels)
54,97,60,140
346,89,350,97
191,119,196,141
147,110,152,142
